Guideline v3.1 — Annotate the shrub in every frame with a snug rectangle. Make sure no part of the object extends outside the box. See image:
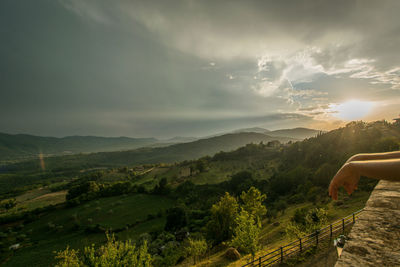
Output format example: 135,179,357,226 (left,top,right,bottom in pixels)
54,233,152,267
184,237,207,264
48,222,56,230
84,224,104,234
0,198,16,210
286,208,328,239
165,207,187,232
